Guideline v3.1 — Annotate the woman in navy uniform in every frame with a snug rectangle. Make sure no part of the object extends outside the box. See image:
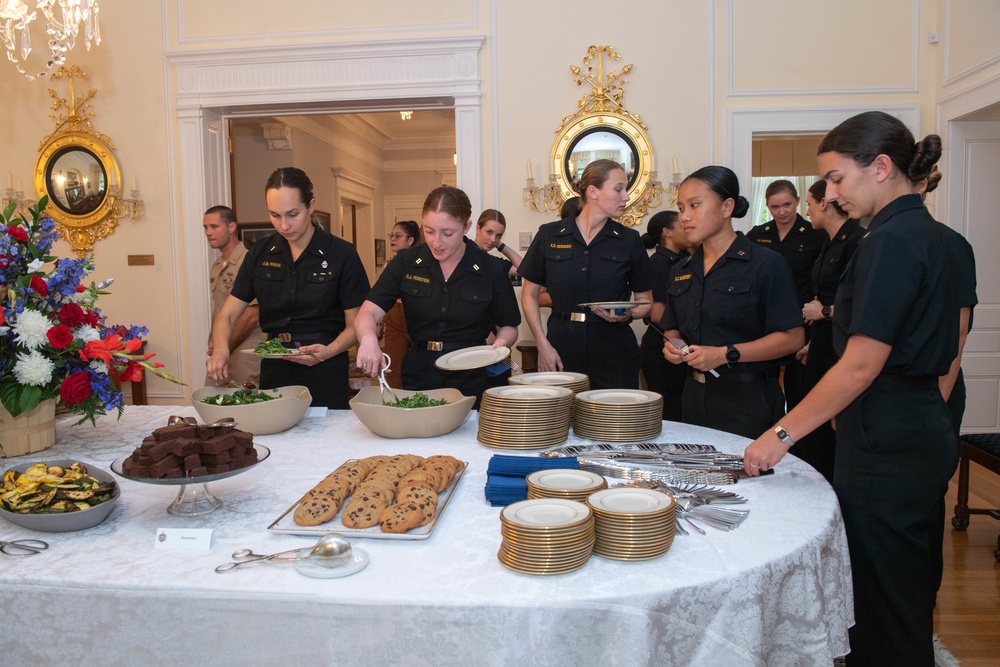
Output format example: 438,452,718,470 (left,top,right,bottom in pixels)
660,166,804,439
743,111,961,666
519,159,654,389
354,187,520,405
793,179,863,482
207,167,371,409
474,208,523,277
640,211,691,421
